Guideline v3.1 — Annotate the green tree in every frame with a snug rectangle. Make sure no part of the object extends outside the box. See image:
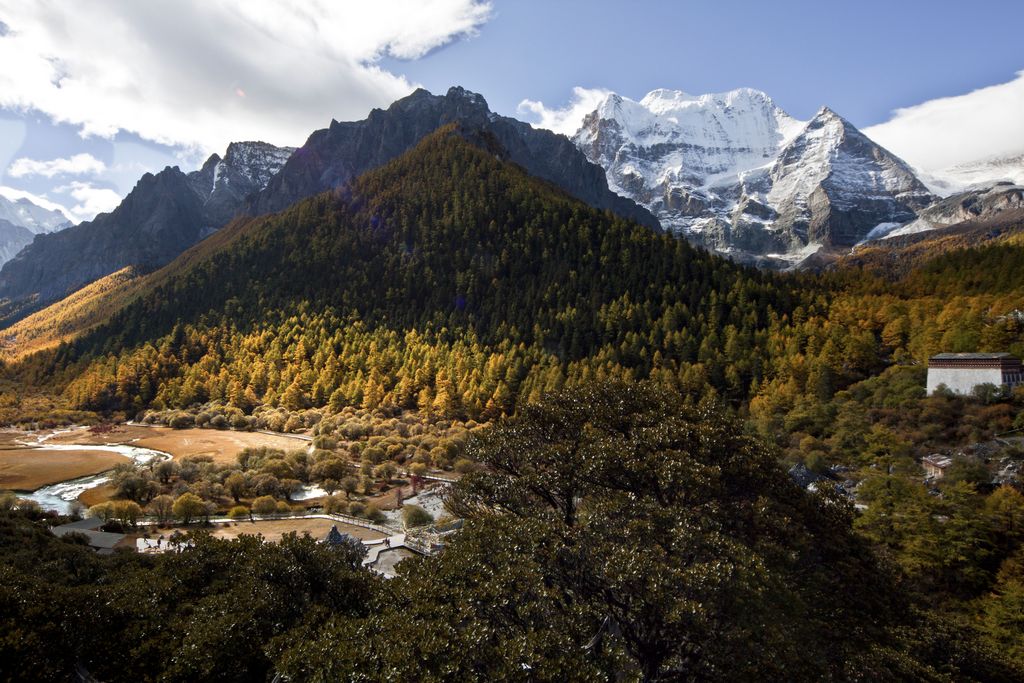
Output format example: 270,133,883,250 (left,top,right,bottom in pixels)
340,476,359,500
251,495,278,516
172,492,206,525
147,494,175,525
224,471,247,503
